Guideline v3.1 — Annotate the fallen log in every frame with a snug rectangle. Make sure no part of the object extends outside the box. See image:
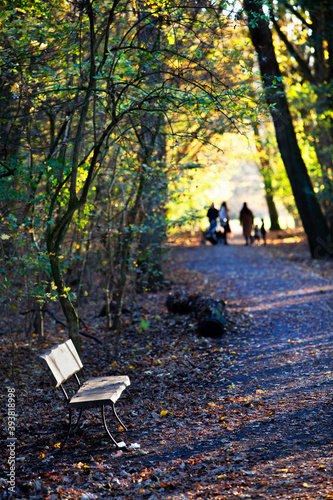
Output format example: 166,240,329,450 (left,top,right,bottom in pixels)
166,292,197,314
195,296,227,338
166,292,227,338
